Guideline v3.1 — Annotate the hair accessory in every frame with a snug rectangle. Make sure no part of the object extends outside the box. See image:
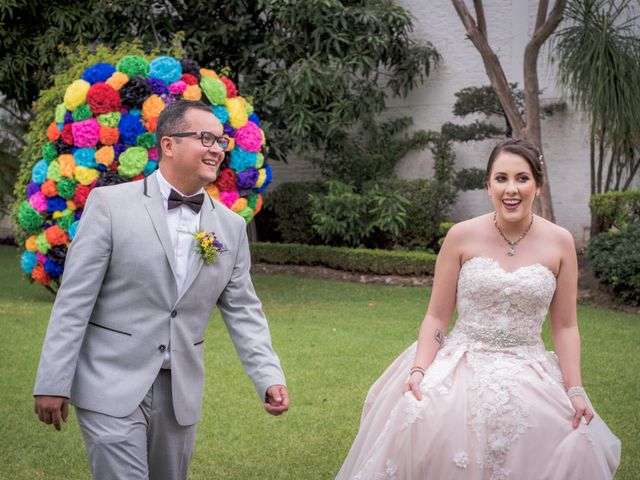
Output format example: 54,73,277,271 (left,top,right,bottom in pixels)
538,154,544,165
